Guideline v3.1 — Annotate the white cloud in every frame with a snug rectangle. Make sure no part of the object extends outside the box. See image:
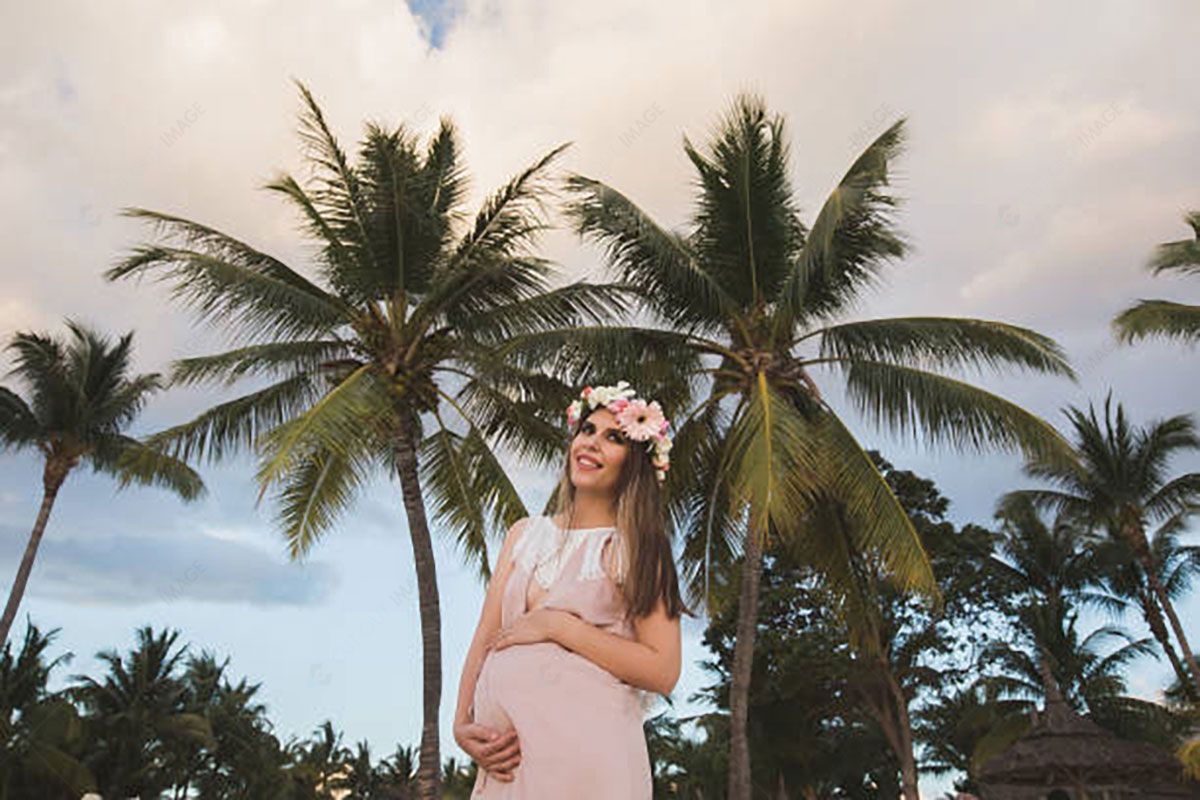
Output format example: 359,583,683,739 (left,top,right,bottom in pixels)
961,249,1038,302
966,88,1191,161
